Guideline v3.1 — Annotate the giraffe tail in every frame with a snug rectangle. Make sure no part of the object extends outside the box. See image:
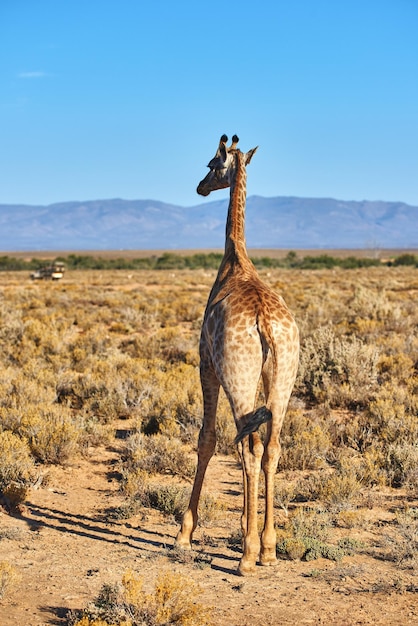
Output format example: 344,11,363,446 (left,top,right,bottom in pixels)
234,406,272,444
